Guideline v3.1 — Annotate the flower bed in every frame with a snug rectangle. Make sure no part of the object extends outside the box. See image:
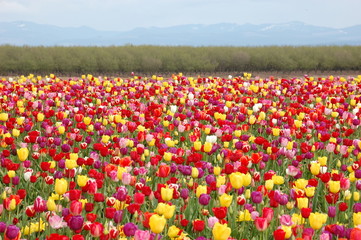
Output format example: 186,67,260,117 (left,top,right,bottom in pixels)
0,73,361,240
